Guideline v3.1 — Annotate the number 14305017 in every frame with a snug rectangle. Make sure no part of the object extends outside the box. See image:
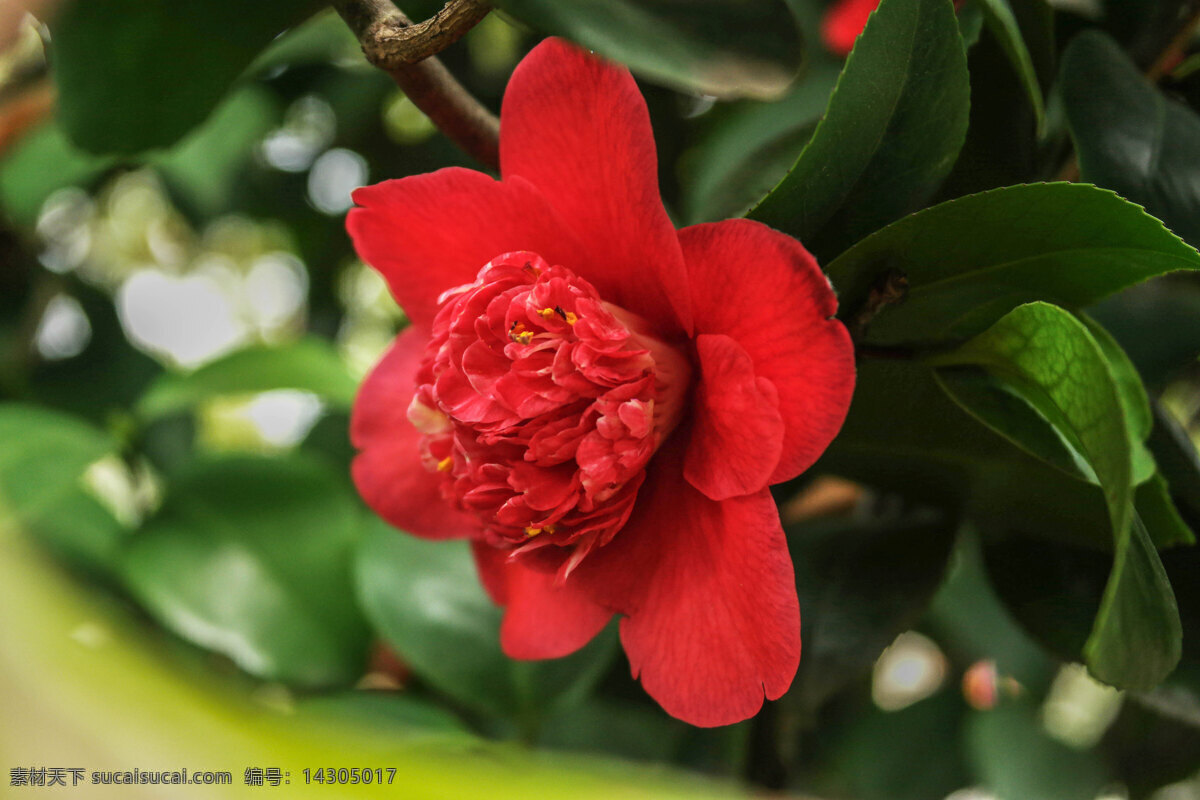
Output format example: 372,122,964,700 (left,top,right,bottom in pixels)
302,768,397,785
